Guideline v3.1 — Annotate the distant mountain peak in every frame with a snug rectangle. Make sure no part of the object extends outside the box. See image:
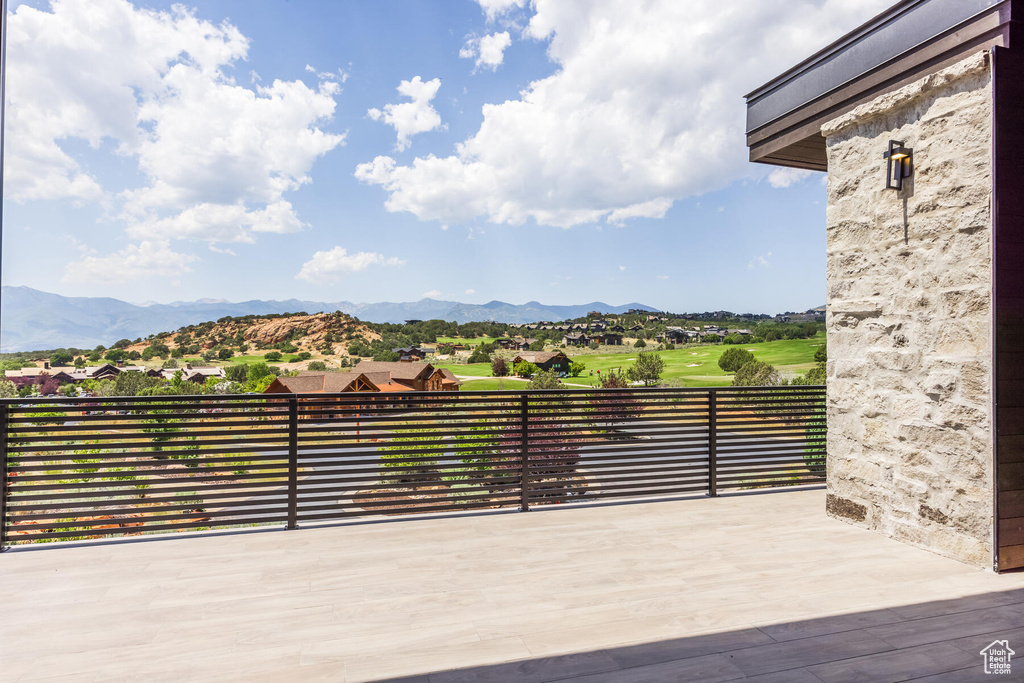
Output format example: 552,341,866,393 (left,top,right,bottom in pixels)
0,286,661,352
